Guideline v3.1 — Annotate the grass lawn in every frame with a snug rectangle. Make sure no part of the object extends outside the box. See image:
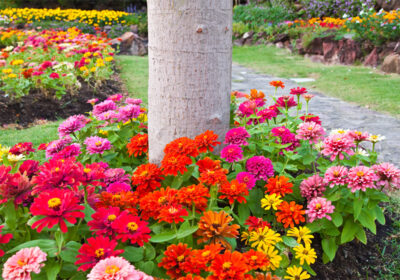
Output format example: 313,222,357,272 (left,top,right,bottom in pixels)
233,45,400,117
